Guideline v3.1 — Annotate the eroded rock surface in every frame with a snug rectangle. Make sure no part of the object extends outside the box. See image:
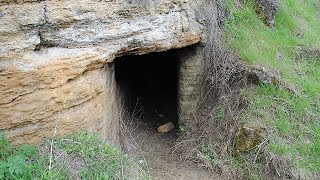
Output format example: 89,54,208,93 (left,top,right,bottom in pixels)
235,124,266,153
0,0,203,145
248,65,280,85
248,65,297,94
253,0,279,27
